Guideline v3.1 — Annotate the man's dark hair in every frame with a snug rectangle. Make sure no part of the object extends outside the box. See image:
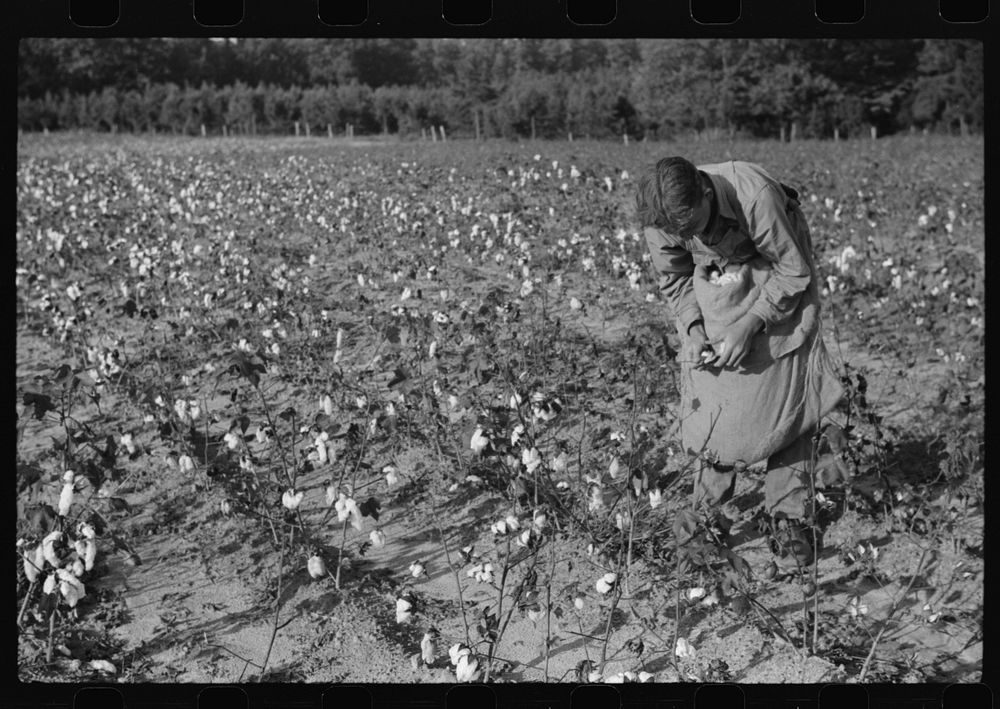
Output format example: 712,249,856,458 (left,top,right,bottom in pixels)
635,156,705,232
